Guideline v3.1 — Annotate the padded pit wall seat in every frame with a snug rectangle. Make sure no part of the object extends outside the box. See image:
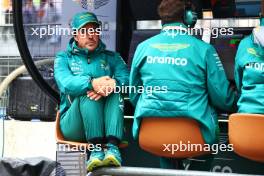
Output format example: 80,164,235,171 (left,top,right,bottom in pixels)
139,117,210,158
229,113,264,163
